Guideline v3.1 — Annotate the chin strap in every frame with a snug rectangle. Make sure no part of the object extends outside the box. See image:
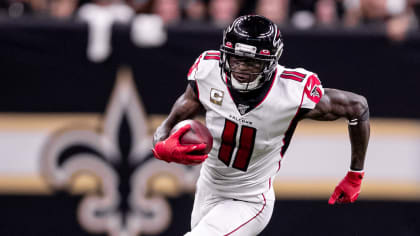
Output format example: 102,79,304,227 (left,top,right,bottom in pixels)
231,74,263,91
